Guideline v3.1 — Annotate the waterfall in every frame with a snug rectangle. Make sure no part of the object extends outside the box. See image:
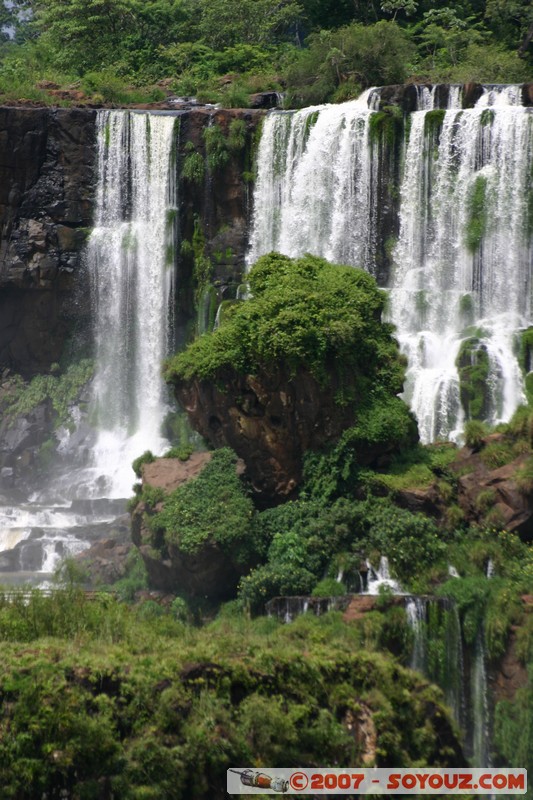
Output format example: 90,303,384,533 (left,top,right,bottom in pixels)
365,556,404,595
405,596,427,672
471,629,491,767
87,110,178,497
0,110,179,580
249,85,533,443
247,89,380,273
390,86,532,442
